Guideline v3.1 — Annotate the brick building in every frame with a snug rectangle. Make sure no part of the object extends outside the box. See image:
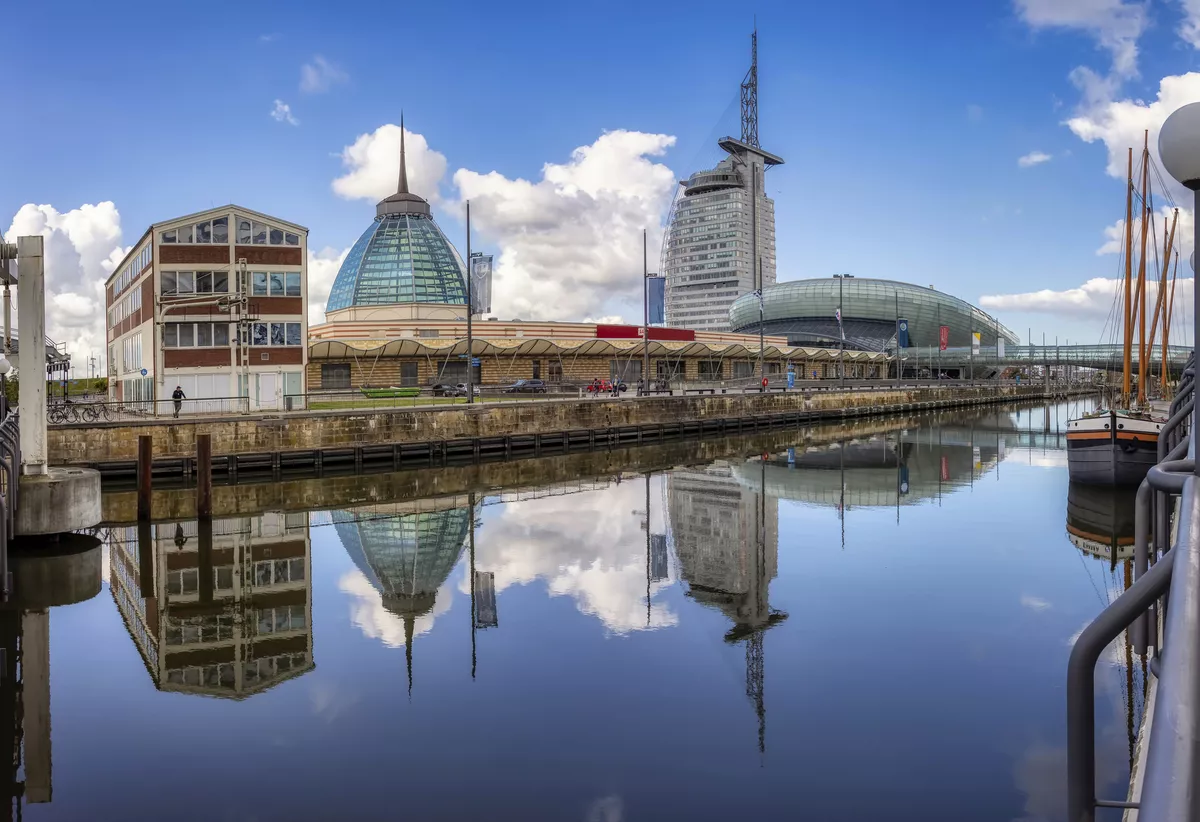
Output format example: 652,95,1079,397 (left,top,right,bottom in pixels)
105,205,308,413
